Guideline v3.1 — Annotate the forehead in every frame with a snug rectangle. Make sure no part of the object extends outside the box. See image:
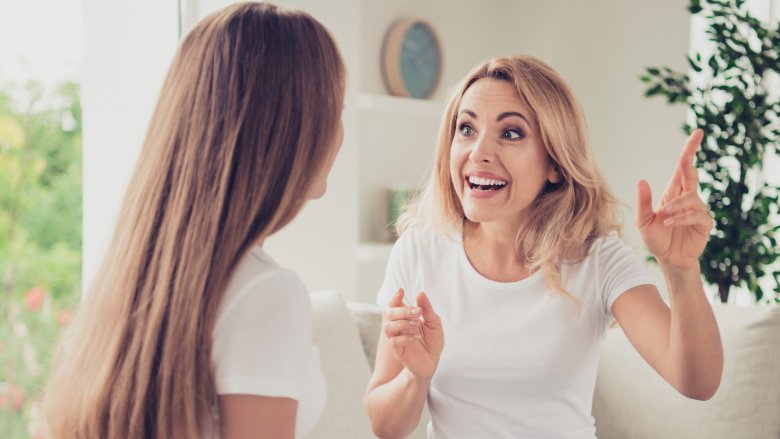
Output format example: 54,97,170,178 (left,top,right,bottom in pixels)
459,78,533,119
